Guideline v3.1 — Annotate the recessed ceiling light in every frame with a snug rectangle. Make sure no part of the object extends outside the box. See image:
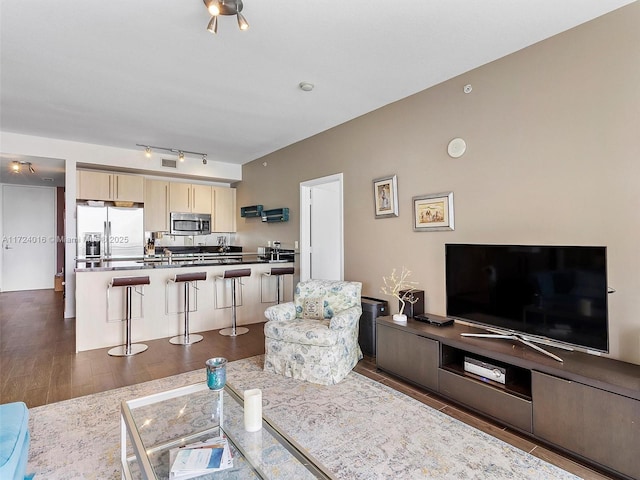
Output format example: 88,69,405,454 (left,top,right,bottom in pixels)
299,82,314,92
